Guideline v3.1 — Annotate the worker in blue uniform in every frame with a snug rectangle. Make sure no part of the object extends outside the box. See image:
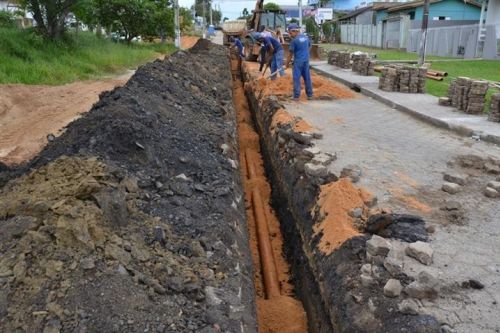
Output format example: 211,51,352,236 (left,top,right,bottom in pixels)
285,23,313,100
258,34,285,80
233,37,245,59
